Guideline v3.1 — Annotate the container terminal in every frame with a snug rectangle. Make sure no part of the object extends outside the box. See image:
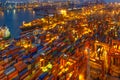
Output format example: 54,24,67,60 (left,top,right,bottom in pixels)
0,1,120,80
